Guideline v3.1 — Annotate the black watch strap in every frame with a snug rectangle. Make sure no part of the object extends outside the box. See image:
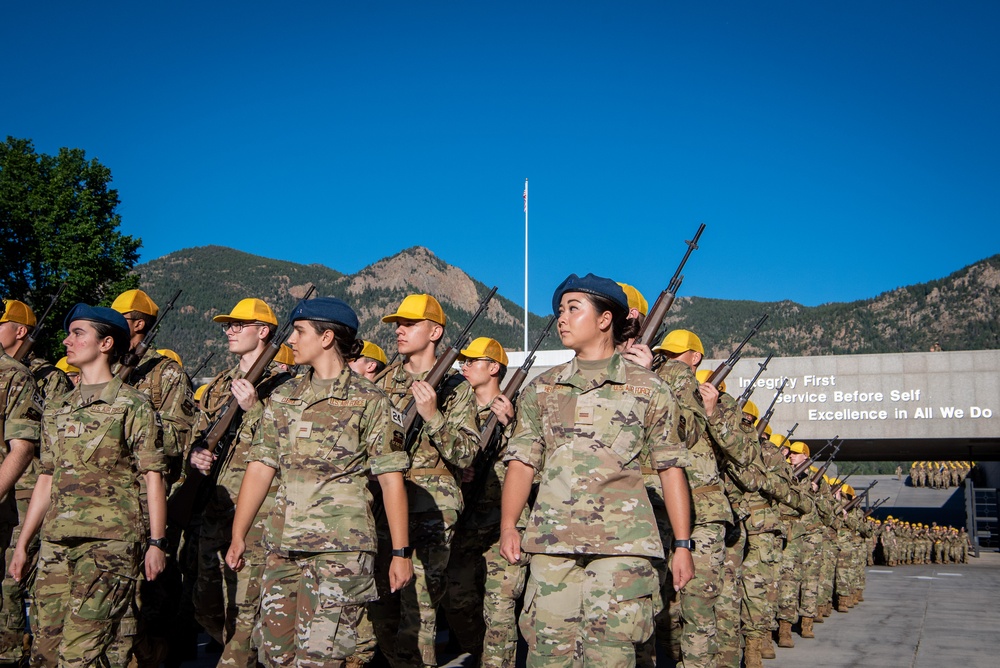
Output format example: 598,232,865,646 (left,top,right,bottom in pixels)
672,539,695,550
391,546,414,558
148,537,169,551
